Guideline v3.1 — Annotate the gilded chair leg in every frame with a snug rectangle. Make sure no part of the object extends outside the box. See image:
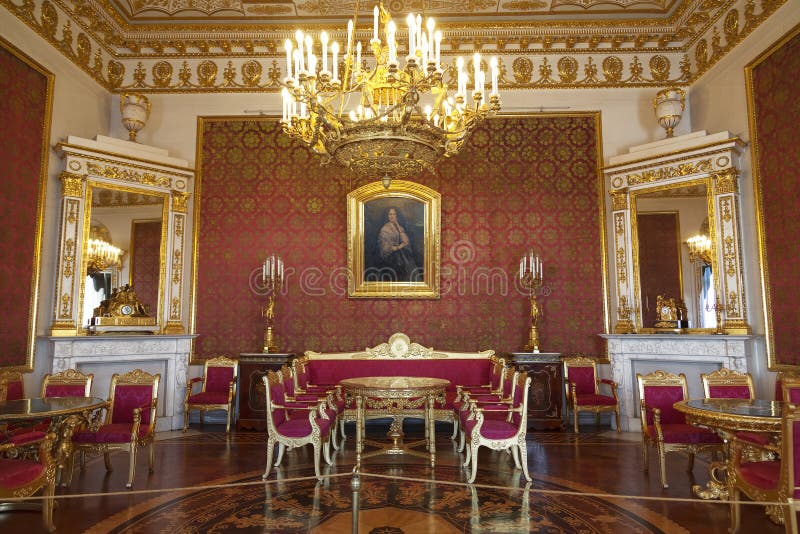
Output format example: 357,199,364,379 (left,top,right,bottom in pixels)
183,405,189,432
148,441,155,472
783,500,796,534
226,406,232,433
104,451,113,472
263,438,275,480
518,440,532,482
641,439,649,472
127,445,137,488
573,406,579,434
687,452,695,473
615,409,621,433
729,486,741,533
42,480,55,532
658,444,668,488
